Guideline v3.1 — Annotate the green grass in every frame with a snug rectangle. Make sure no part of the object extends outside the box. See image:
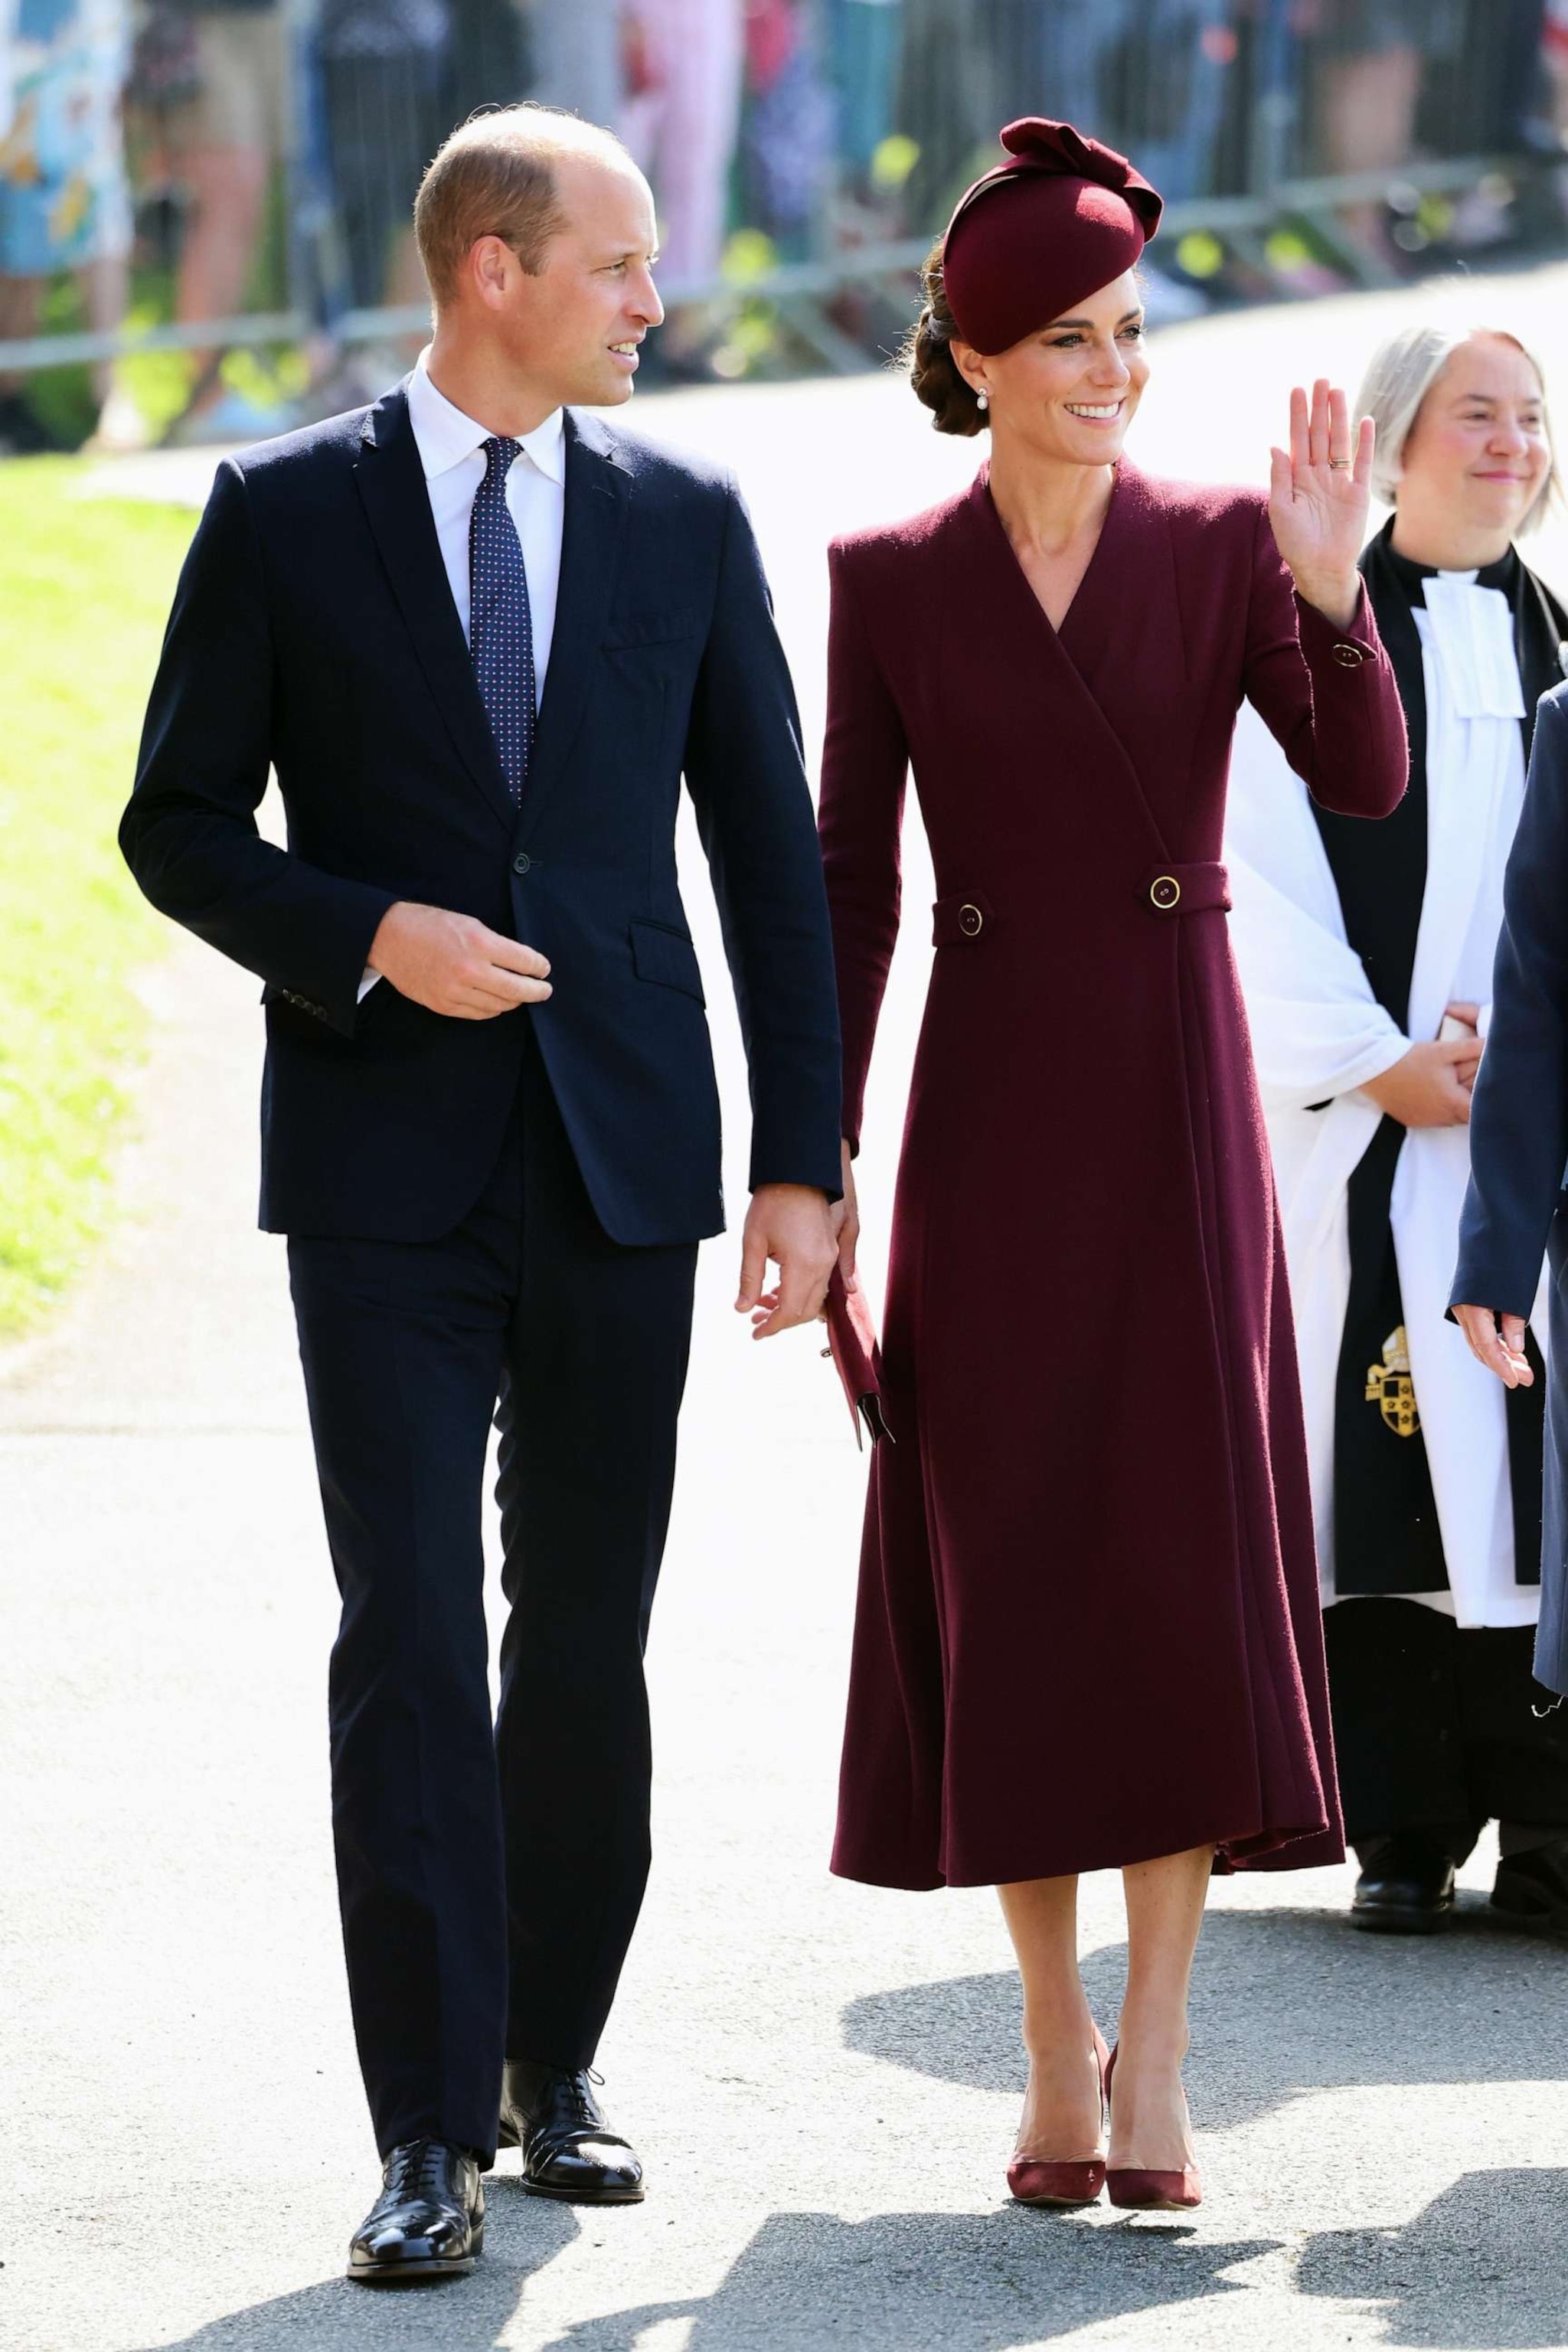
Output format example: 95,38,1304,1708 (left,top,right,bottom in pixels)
0,459,197,1336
